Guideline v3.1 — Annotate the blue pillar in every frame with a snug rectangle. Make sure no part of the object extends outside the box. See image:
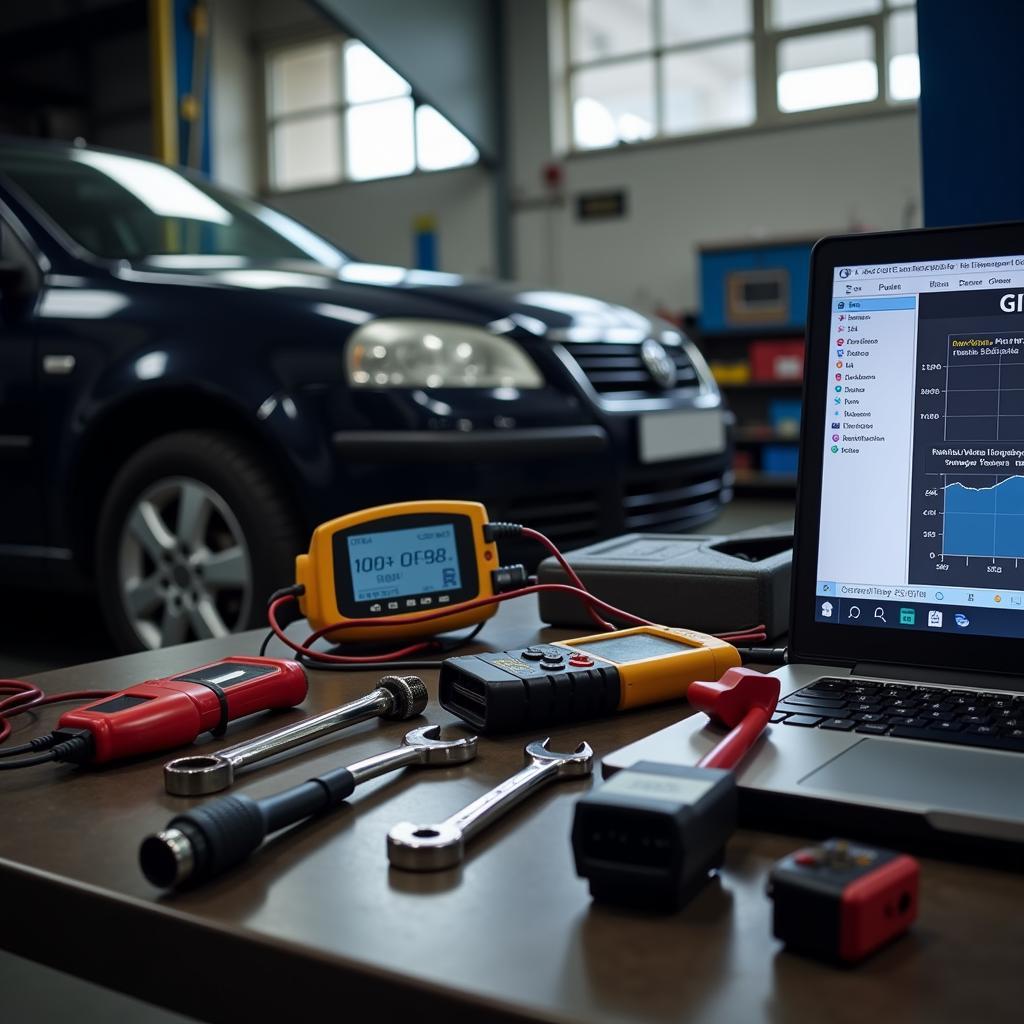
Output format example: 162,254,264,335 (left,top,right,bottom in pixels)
918,1,1024,226
413,214,439,270
173,0,212,174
